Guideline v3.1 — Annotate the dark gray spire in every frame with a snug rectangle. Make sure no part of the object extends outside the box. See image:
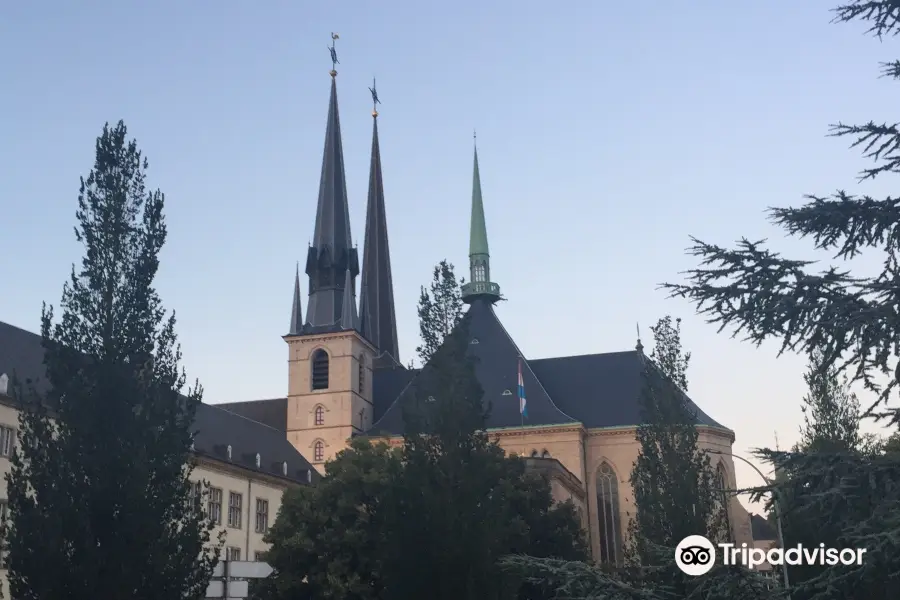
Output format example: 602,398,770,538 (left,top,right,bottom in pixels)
304,69,359,329
359,100,400,368
340,267,358,330
288,264,303,335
